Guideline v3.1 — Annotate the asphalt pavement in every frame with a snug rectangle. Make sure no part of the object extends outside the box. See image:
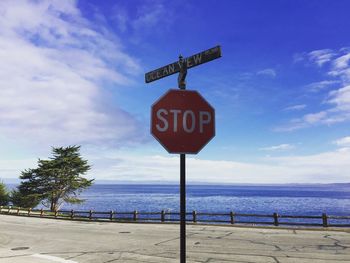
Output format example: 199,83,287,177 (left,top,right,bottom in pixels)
1,214,350,262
